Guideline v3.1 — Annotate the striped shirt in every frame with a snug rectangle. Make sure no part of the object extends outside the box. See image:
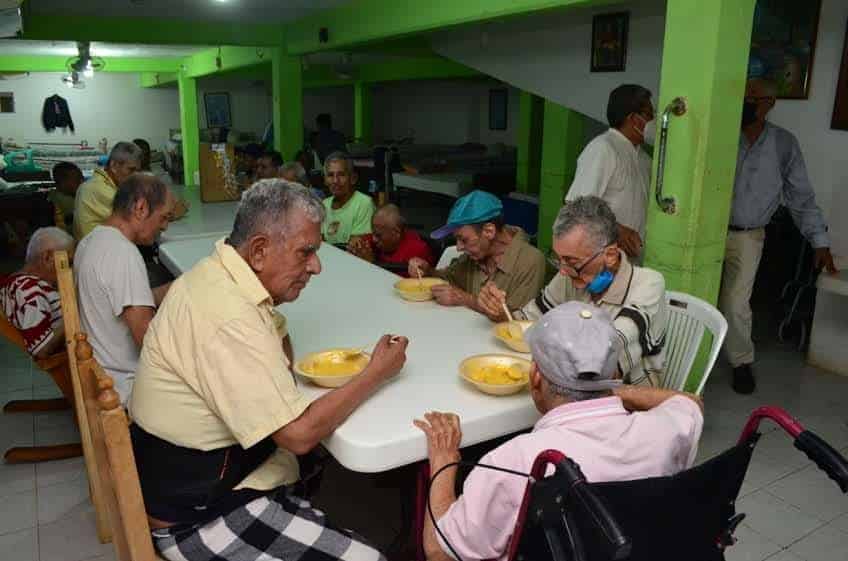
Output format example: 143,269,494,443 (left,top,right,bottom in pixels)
515,251,667,386
0,273,62,356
